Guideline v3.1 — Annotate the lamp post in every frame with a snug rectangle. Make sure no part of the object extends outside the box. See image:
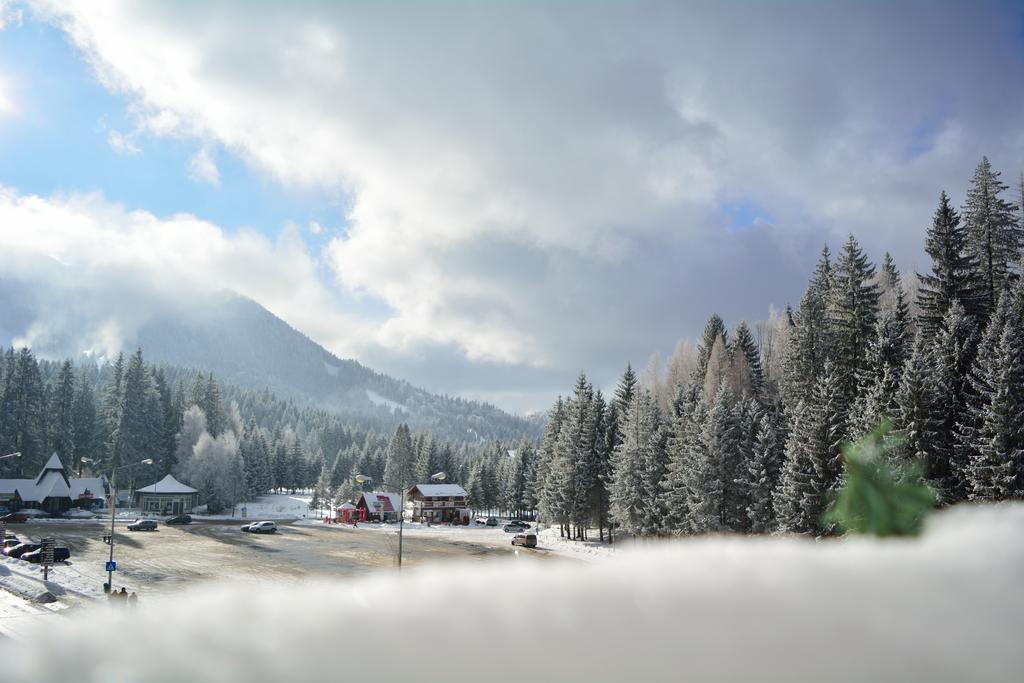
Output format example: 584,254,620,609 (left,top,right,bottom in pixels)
0,452,21,460
83,457,153,591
